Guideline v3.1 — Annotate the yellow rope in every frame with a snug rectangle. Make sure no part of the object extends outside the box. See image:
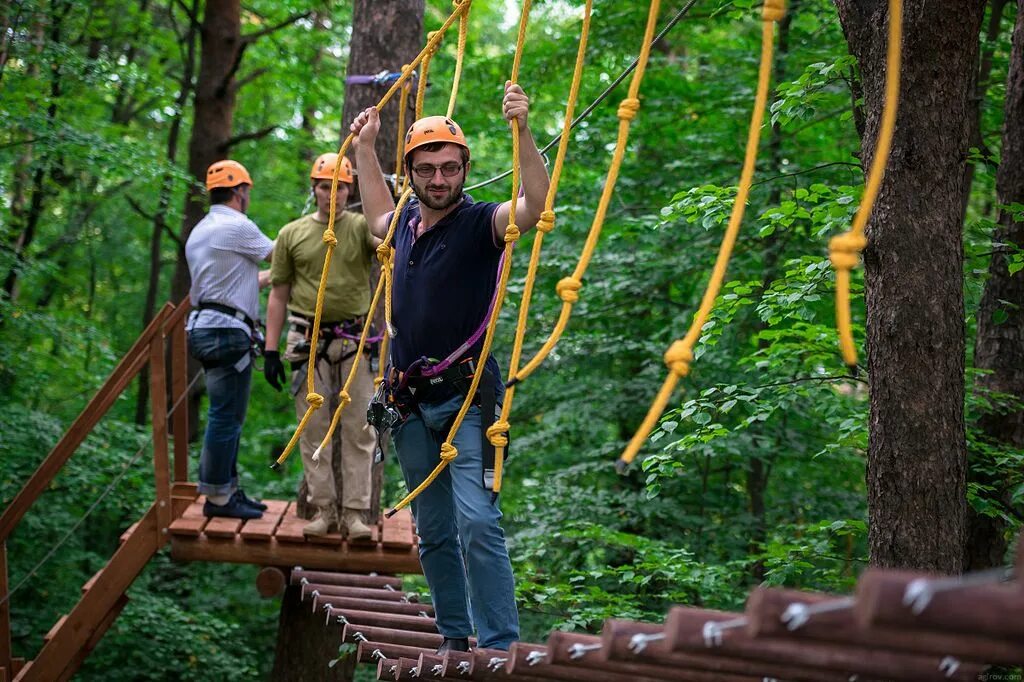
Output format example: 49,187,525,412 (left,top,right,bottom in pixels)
489,0,593,494
393,77,411,197
513,0,661,382
273,1,470,469
830,0,902,367
416,31,439,120
617,0,785,469
448,0,472,119
387,0,533,517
